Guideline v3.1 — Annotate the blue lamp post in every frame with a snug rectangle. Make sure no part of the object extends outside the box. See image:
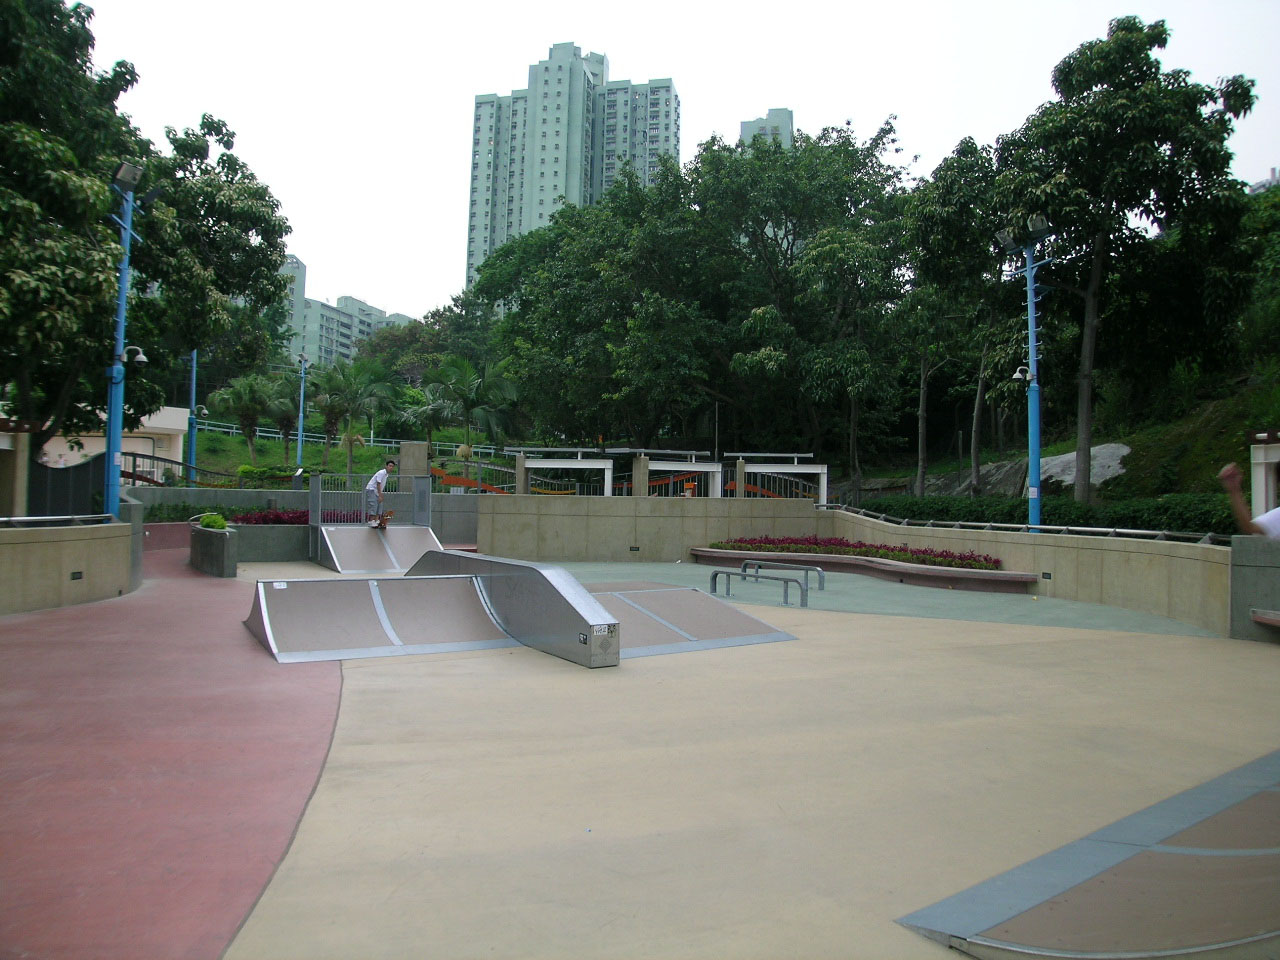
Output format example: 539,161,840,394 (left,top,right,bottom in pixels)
104,161,144,518
186,349,198,483
295,352,308,469
997,215,1053,529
